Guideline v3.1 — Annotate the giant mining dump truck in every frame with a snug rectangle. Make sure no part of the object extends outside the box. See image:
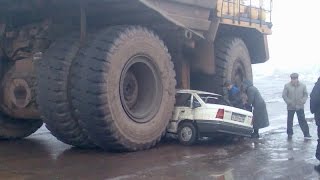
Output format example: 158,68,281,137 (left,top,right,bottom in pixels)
0,0,272,151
